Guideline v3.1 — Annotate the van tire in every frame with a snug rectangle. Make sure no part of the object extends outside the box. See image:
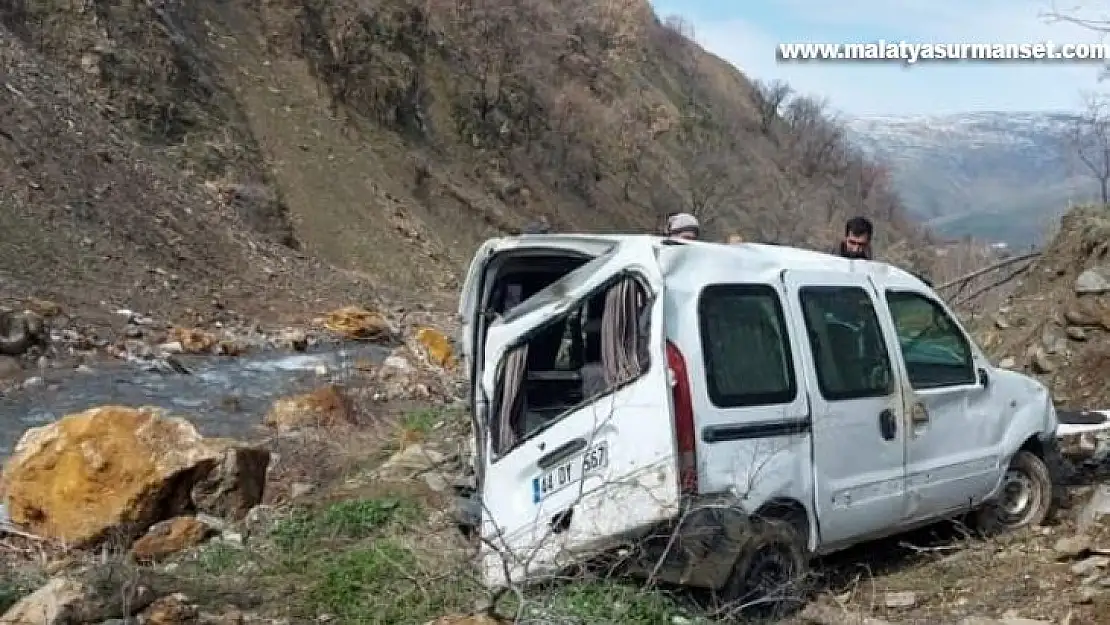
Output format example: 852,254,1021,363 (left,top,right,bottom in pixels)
718,519,809,619
975,450,1053,535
